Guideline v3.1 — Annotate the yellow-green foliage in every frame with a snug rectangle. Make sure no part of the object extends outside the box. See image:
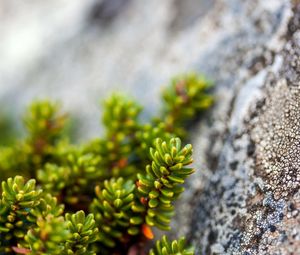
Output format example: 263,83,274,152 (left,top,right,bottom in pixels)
0,73,212,255
149,235,194,255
